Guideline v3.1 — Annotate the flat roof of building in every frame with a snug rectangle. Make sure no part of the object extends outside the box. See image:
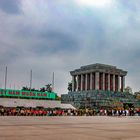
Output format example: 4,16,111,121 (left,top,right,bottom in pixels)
70,63,127,76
